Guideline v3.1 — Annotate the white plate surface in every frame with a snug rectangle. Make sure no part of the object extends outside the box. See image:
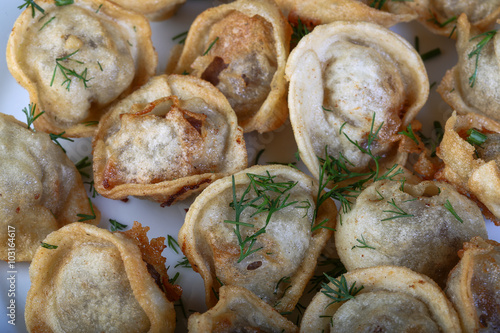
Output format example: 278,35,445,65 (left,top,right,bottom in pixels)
0,1,499,332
